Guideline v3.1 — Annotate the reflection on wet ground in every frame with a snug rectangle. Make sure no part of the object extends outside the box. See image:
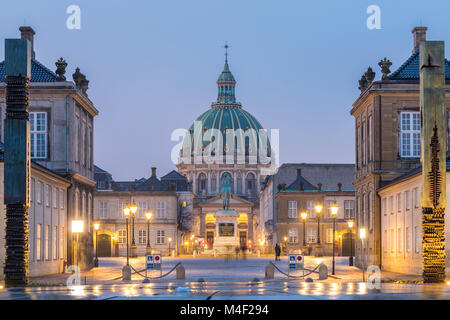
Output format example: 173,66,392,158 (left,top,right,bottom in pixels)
1,281,450,300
